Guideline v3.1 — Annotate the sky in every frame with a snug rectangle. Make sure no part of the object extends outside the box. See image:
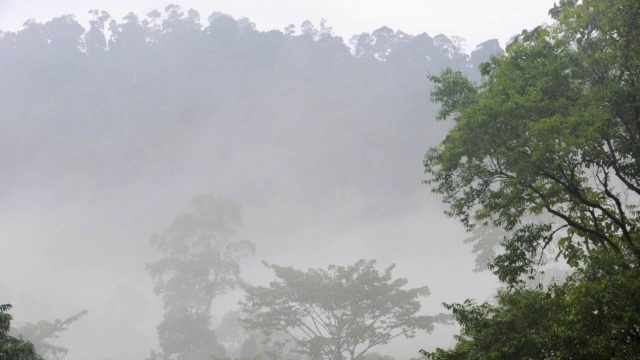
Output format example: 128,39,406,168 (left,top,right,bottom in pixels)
0,0,558,51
